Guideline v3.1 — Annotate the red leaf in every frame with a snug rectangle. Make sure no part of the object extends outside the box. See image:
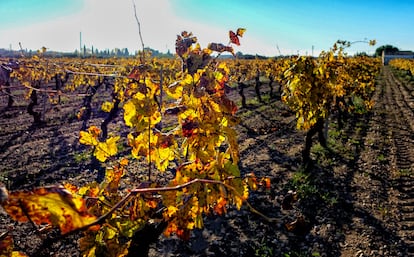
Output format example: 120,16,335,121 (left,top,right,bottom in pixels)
229,30,240,46
182,118,199,137
128,67,141,80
